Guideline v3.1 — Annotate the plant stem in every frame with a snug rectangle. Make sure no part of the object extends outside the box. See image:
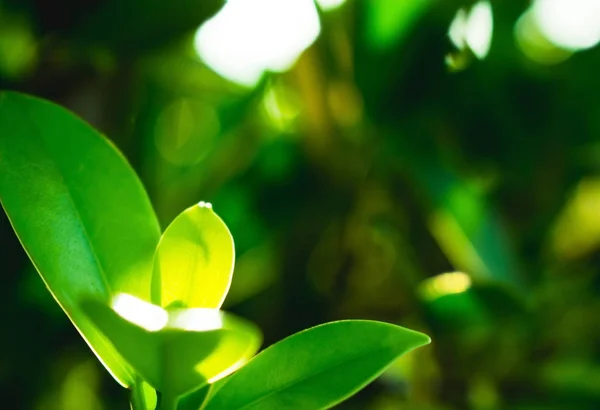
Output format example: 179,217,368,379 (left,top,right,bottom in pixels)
130,379,157,410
